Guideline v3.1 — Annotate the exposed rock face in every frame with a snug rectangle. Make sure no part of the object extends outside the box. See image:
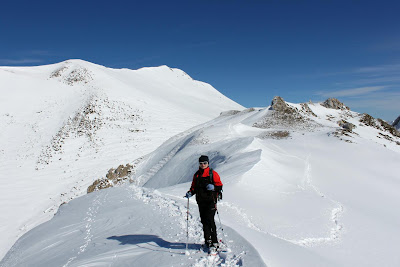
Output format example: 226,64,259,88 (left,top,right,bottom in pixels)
87,164,133,193
240,107,256,114
220,110,240,116
257,130,290,139
36,95,143,169
269,96,291,112
321,98,350,110
50,62,94,85
359,113,400,144
300,103,317,117
377,118,400,138
253,96,320,130
220,107,257,116
392,115,400,130
360,113,376,127
338,120,356,132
